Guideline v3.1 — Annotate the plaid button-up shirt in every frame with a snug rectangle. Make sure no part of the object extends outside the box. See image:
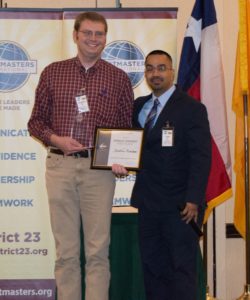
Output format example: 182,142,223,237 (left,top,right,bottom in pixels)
28,57,134,147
